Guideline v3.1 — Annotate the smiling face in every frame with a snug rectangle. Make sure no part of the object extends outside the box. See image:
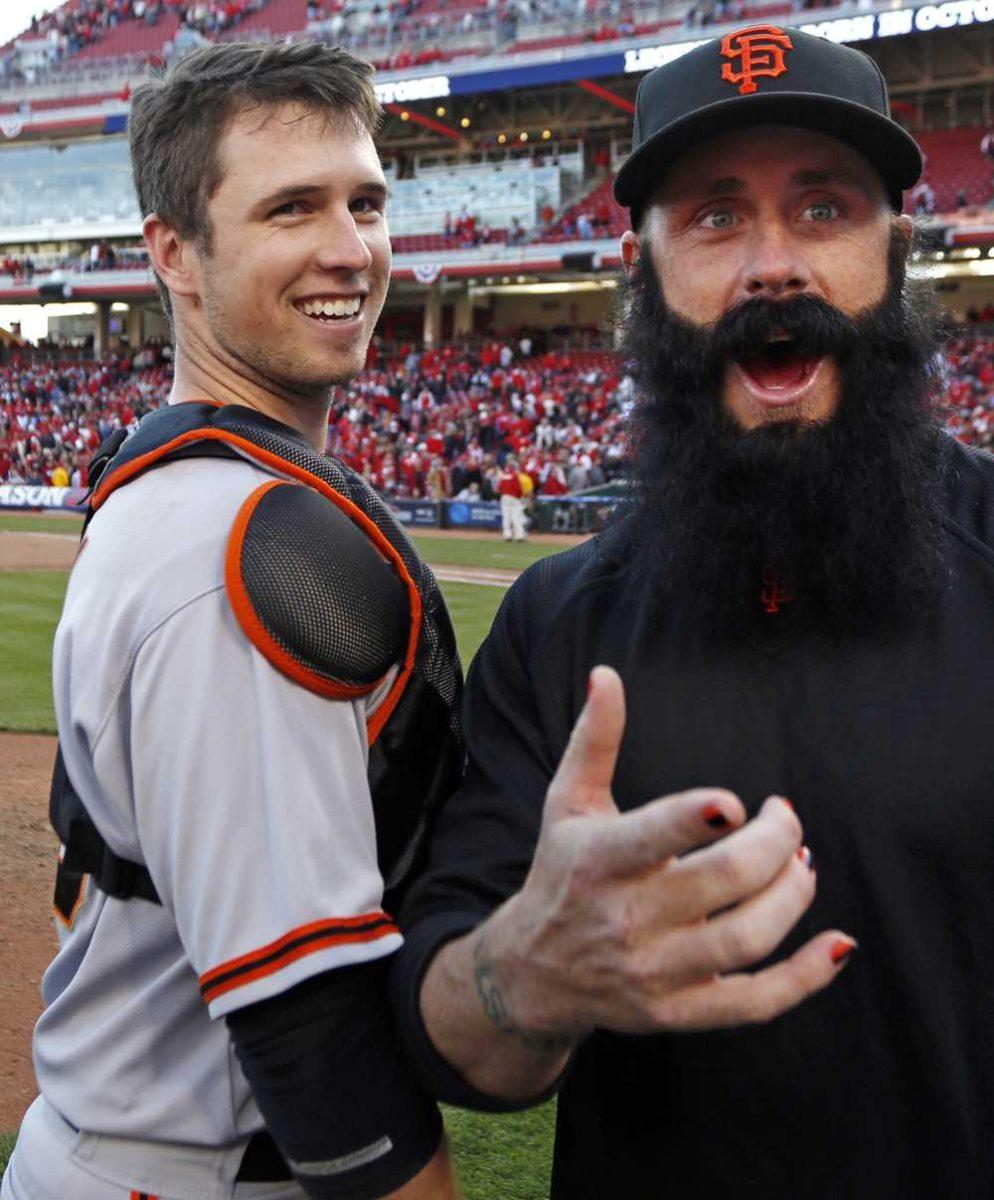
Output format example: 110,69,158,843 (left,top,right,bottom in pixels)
189,102,391,398
625,126,902,430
